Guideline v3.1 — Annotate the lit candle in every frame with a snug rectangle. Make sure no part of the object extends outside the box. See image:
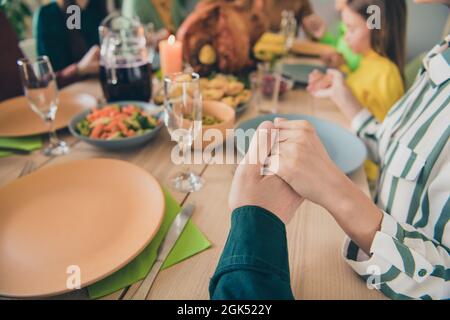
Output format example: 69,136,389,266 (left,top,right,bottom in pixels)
159,35,183,76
